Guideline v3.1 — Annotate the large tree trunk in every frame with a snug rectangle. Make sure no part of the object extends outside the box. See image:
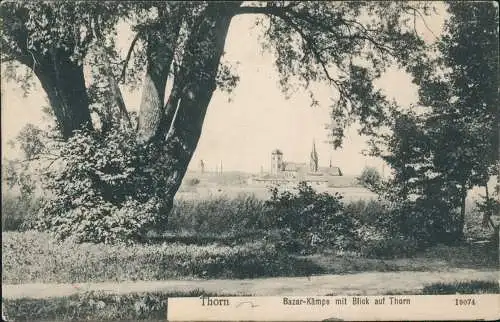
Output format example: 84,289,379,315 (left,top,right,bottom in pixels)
457,184,467,241
136,8,183,144
137,3,241,221
33,50,93,139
